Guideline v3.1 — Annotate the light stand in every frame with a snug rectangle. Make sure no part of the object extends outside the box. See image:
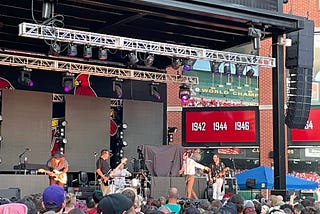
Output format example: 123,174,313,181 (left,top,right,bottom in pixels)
94,152,98,188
